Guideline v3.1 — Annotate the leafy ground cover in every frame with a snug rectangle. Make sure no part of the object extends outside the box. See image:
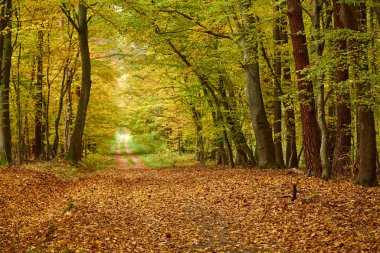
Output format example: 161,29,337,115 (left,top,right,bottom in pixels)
0,147,379,252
